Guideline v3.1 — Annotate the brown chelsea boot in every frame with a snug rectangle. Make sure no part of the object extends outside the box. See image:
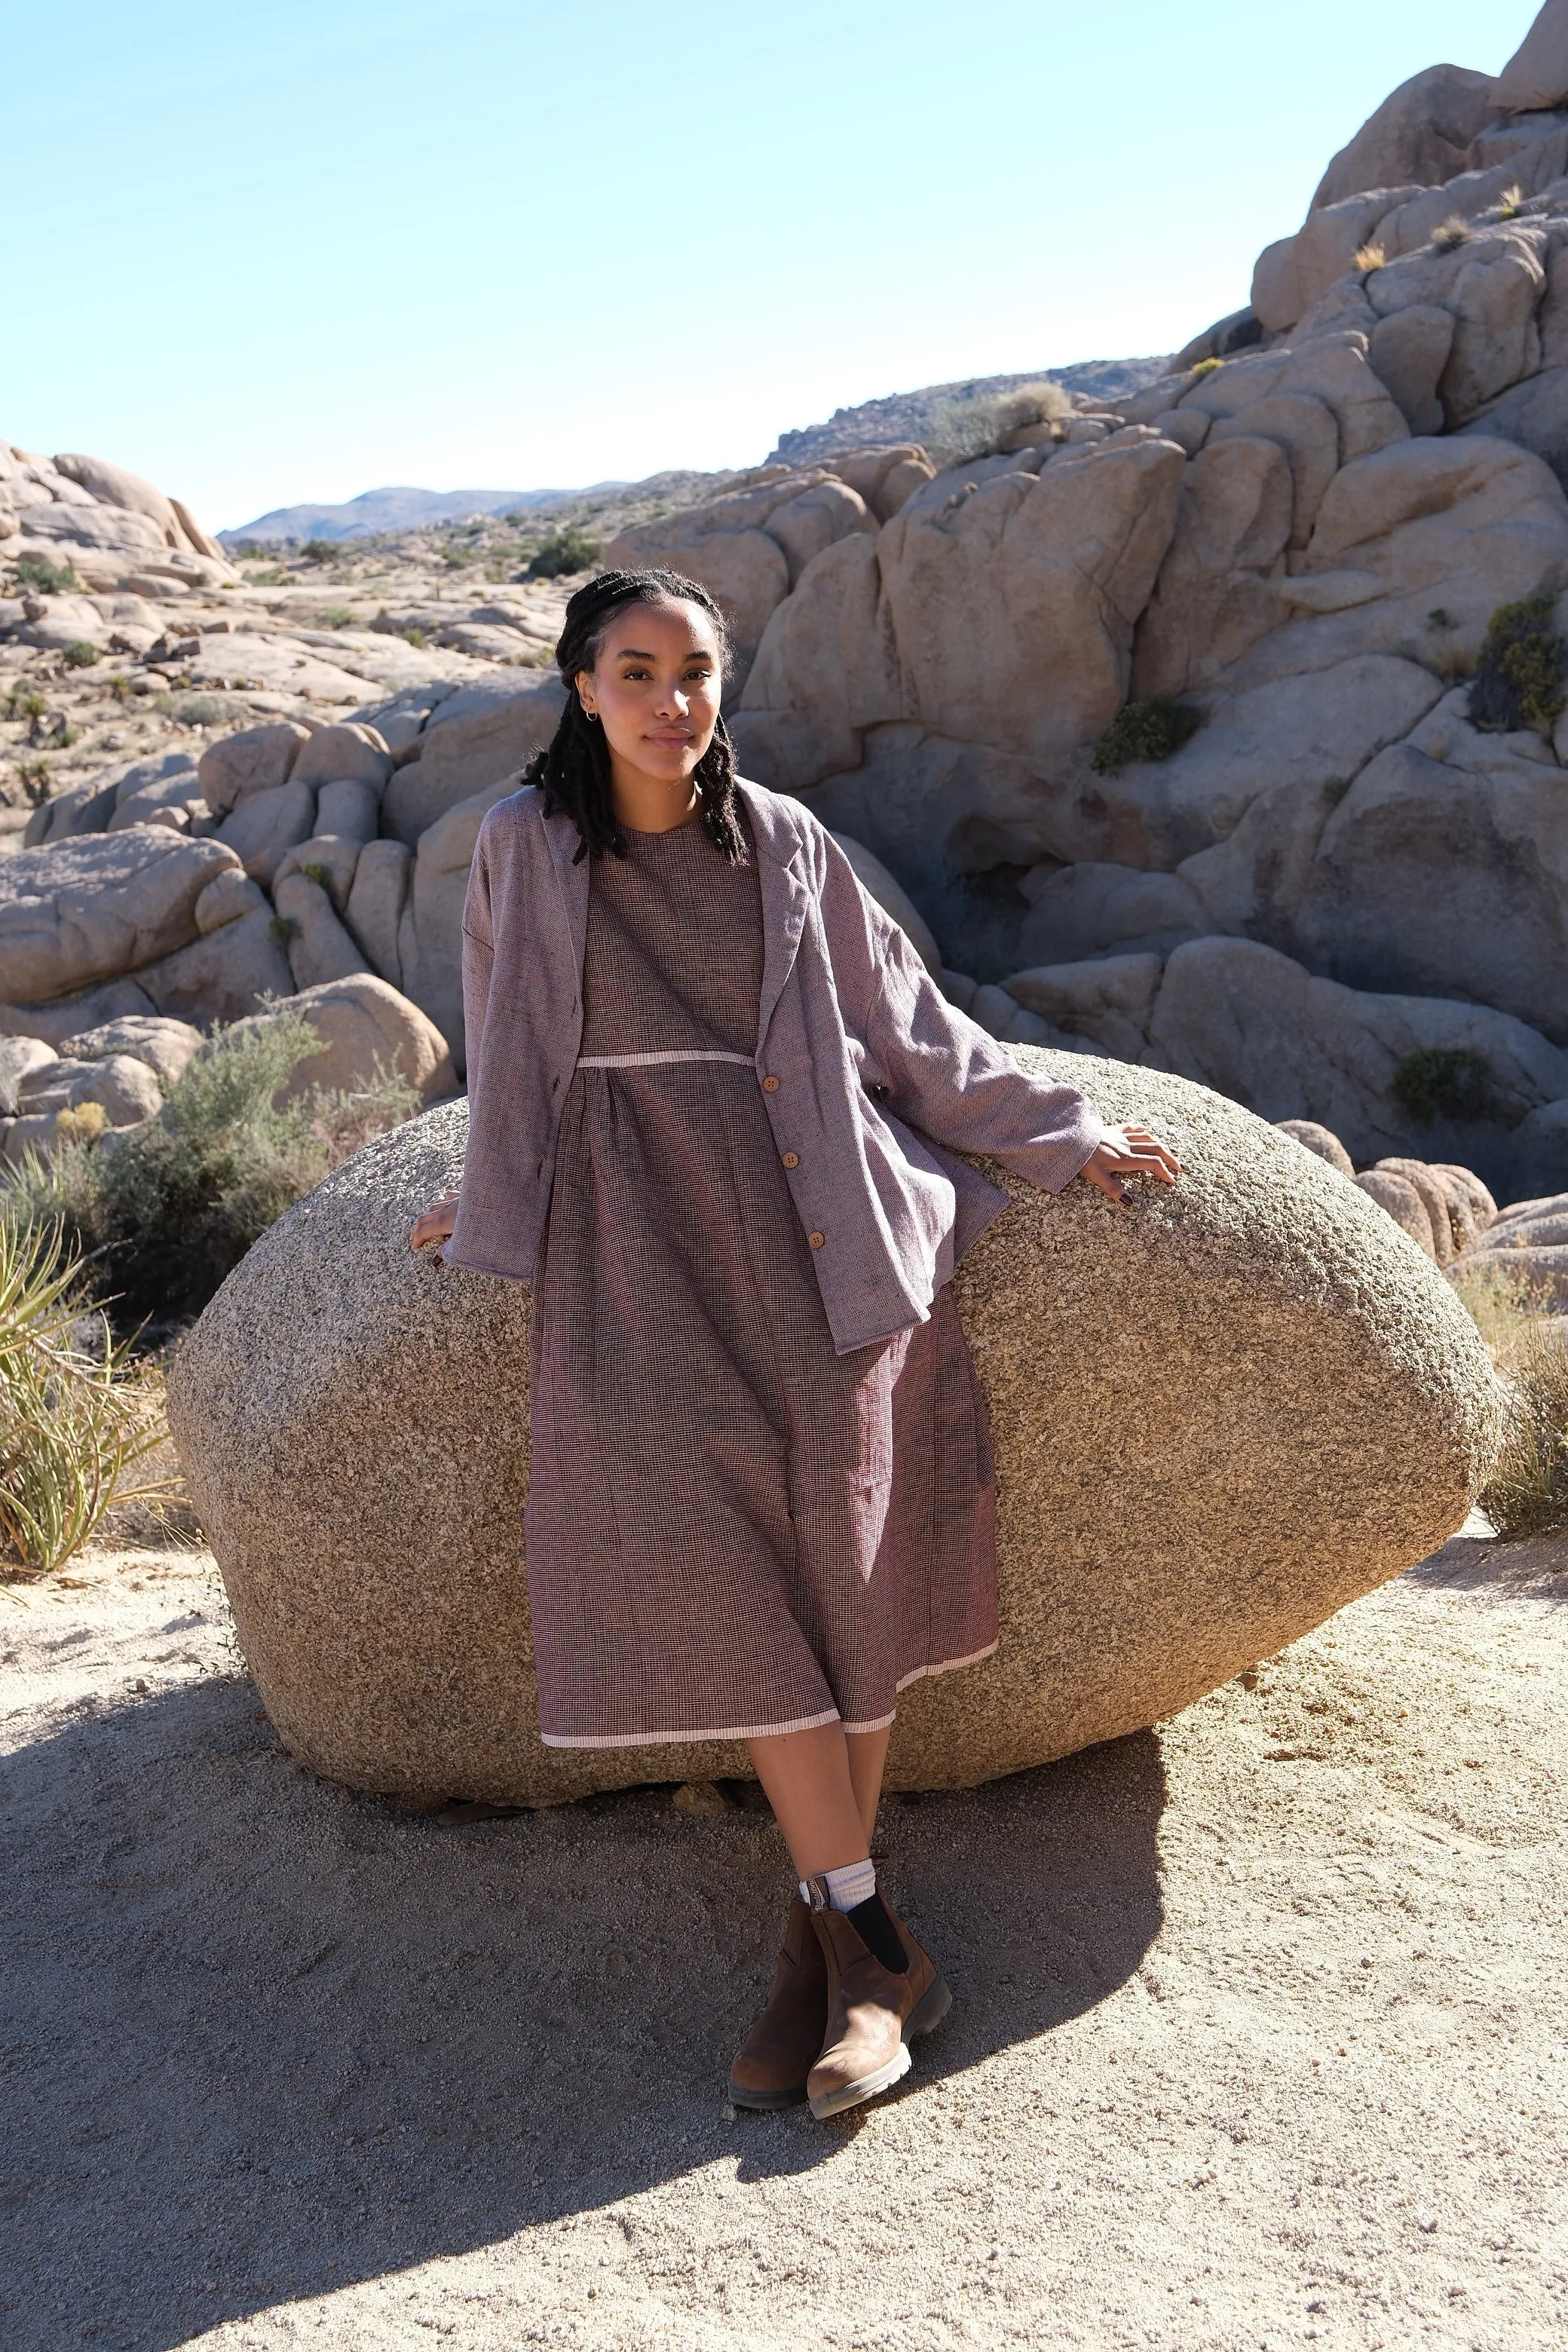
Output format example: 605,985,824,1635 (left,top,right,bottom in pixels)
727,1894,830,2111
806,1899,951,2120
